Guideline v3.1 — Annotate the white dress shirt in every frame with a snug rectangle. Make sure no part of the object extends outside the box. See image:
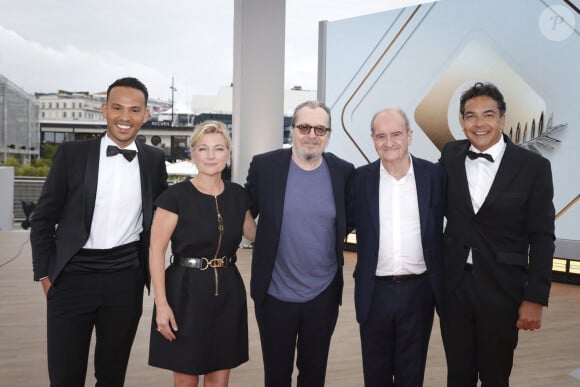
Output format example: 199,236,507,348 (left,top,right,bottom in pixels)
83,135,143,249
376,156,426,276
465,136,506,263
